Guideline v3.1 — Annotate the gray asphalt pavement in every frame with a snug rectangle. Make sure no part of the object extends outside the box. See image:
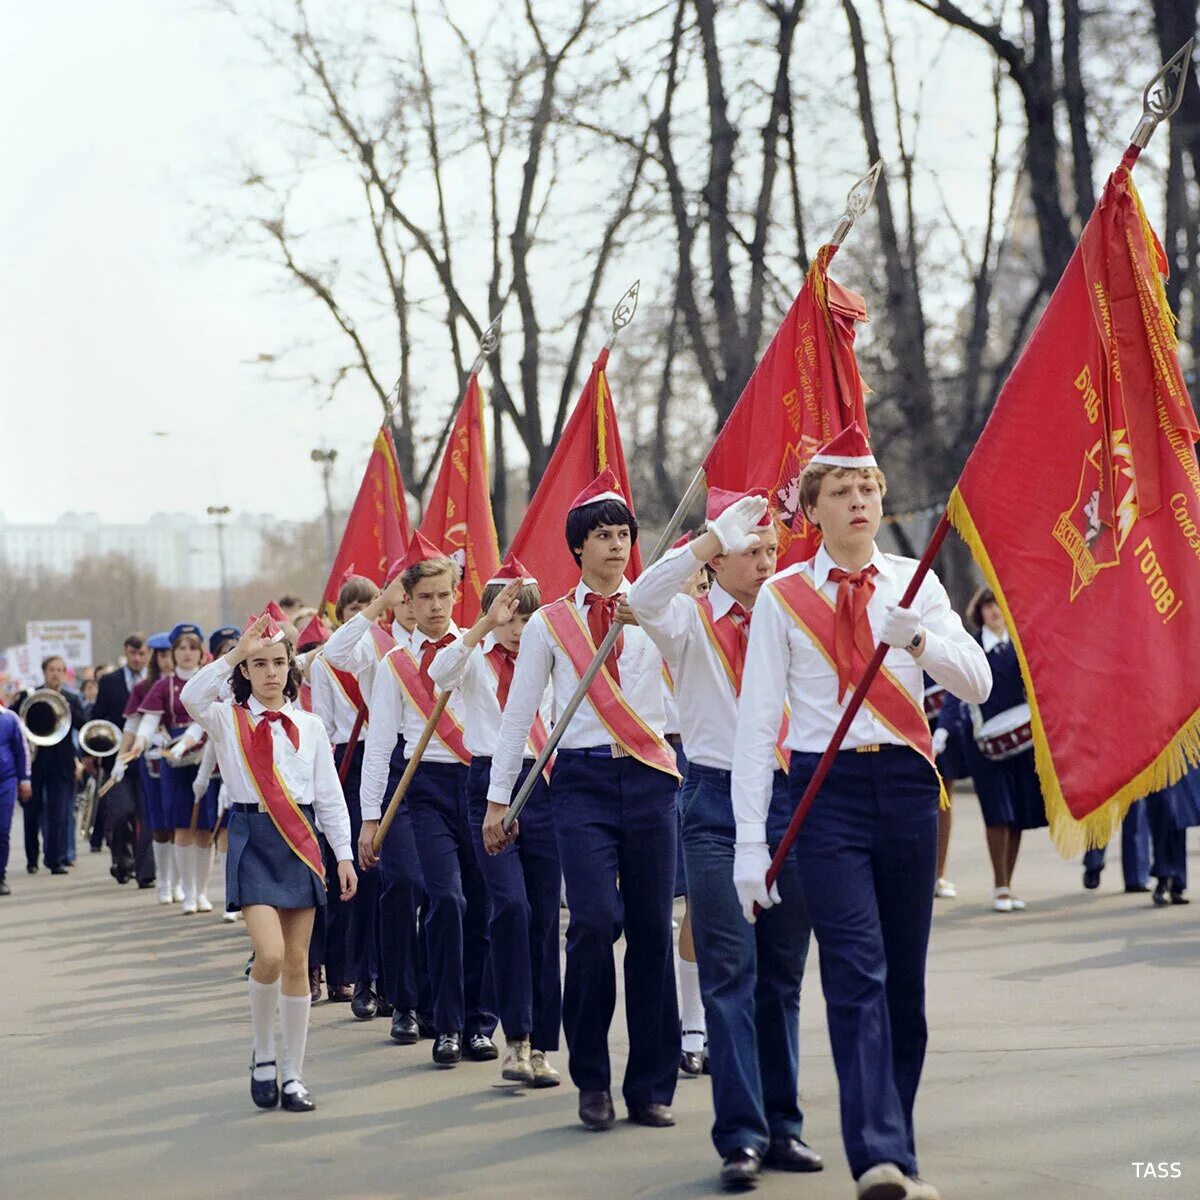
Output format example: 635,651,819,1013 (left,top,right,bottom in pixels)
0,797,1196,1200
